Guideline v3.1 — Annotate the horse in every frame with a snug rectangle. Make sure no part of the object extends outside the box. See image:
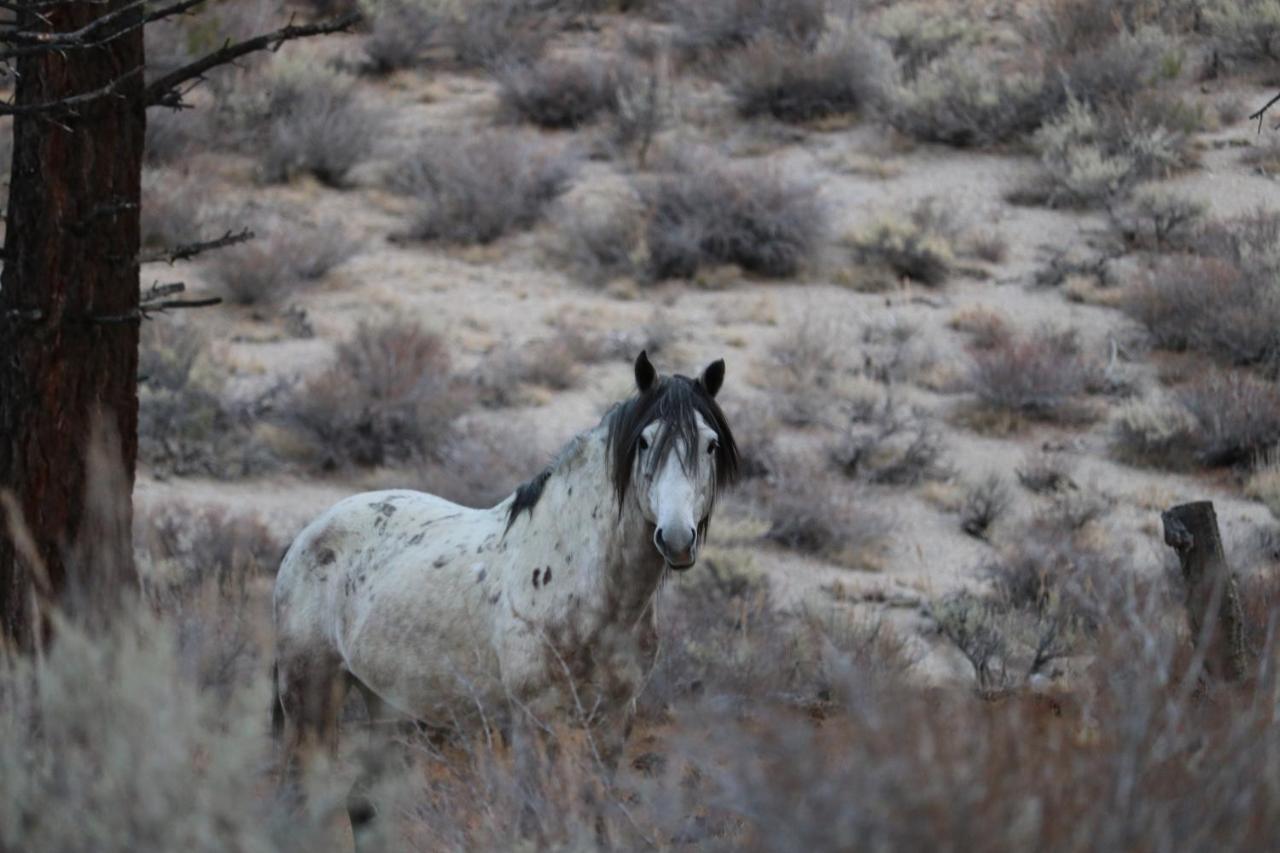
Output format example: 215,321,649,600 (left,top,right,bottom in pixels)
272,351,740,772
